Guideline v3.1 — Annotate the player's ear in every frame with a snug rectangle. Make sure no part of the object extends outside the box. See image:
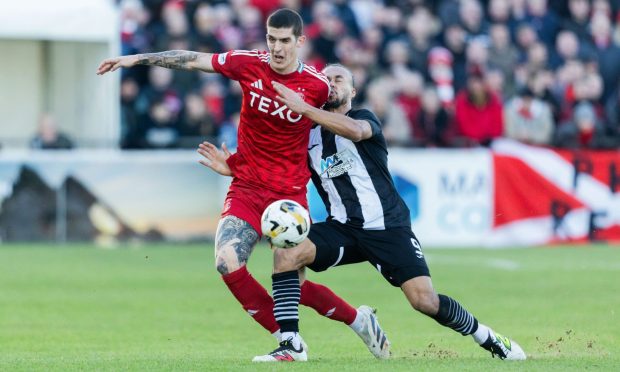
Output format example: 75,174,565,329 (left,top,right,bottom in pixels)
296,35,306,48
351,87,357,99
